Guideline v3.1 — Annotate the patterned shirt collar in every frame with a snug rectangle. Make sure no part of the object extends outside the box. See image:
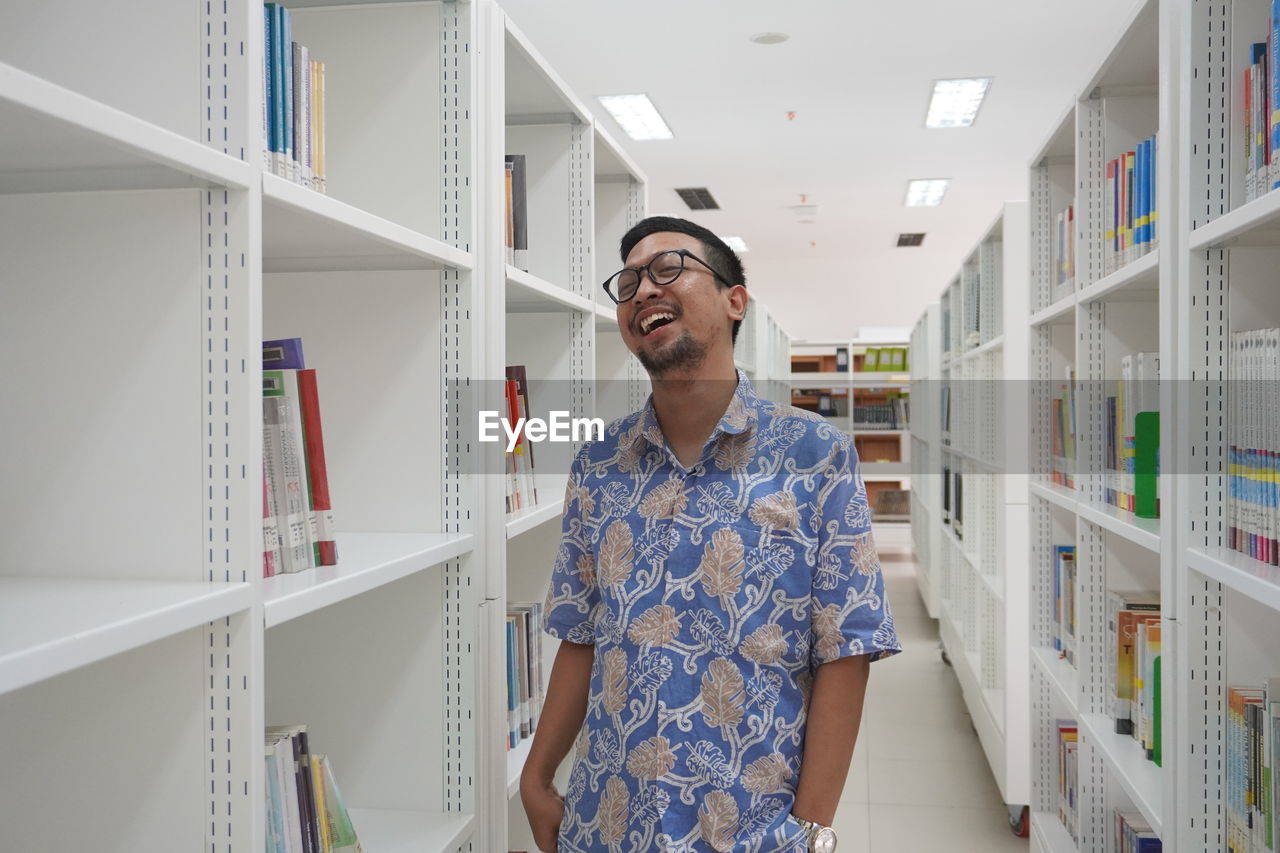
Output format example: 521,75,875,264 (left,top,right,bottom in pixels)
633,368,760,451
